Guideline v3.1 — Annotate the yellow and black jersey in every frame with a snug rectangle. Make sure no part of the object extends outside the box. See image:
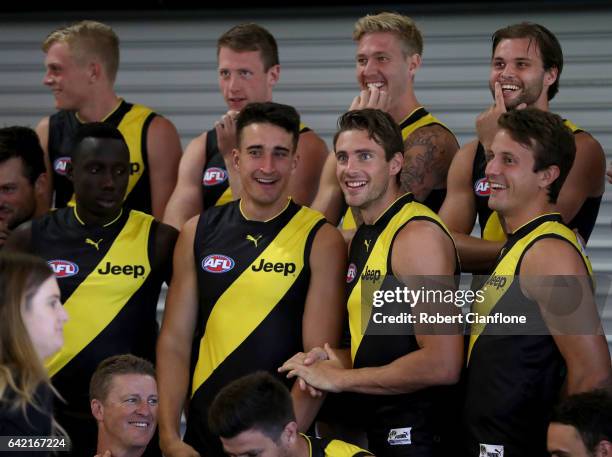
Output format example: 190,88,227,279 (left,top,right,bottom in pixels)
184,199,325,456
302,434,372,457
31,207,163,416
341,107,455,230
463,213,593,457
471,119,601,243
201,123,311,209
48,100,156,214
343,193,459,453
